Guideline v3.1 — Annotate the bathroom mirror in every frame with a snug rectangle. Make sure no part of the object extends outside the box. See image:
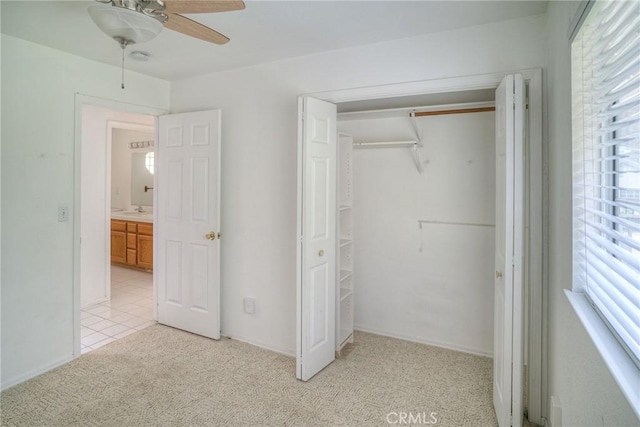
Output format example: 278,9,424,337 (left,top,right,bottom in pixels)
131,152,154,206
